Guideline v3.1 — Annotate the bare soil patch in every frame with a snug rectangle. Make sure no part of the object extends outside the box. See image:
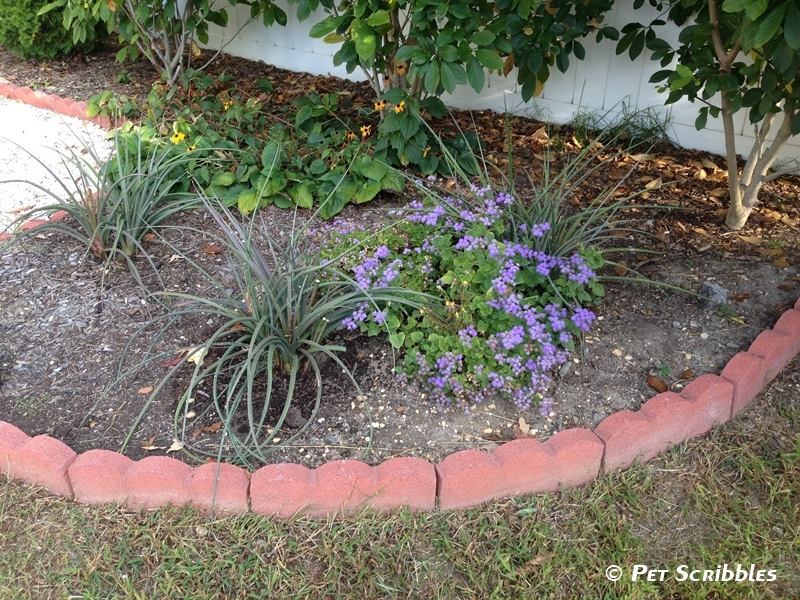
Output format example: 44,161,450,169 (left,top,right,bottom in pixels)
1,42,799,470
